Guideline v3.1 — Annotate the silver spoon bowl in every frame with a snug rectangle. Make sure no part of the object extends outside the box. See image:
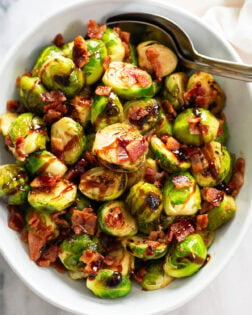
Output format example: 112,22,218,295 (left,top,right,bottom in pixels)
106,12,252,82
